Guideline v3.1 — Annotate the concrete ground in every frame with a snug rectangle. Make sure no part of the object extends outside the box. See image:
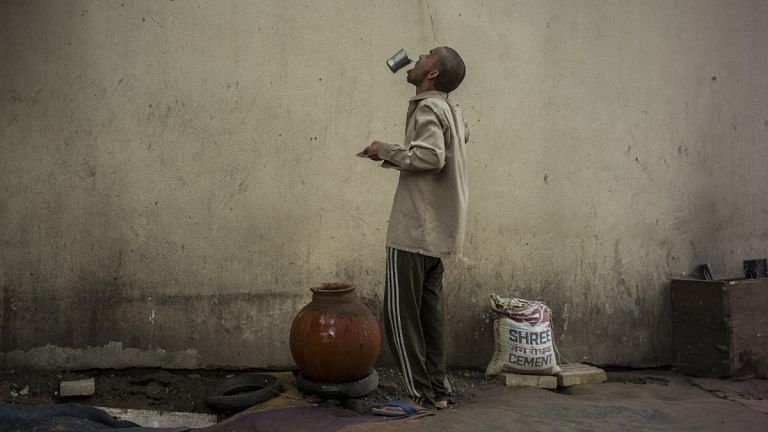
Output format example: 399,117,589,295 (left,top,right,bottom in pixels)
343,370,768,432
